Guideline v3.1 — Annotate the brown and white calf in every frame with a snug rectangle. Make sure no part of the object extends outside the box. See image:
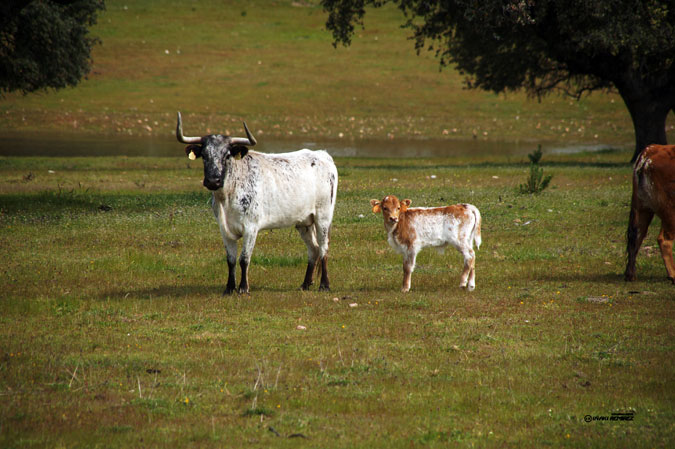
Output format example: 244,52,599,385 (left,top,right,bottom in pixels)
370,195,482,292
625,144,675,284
